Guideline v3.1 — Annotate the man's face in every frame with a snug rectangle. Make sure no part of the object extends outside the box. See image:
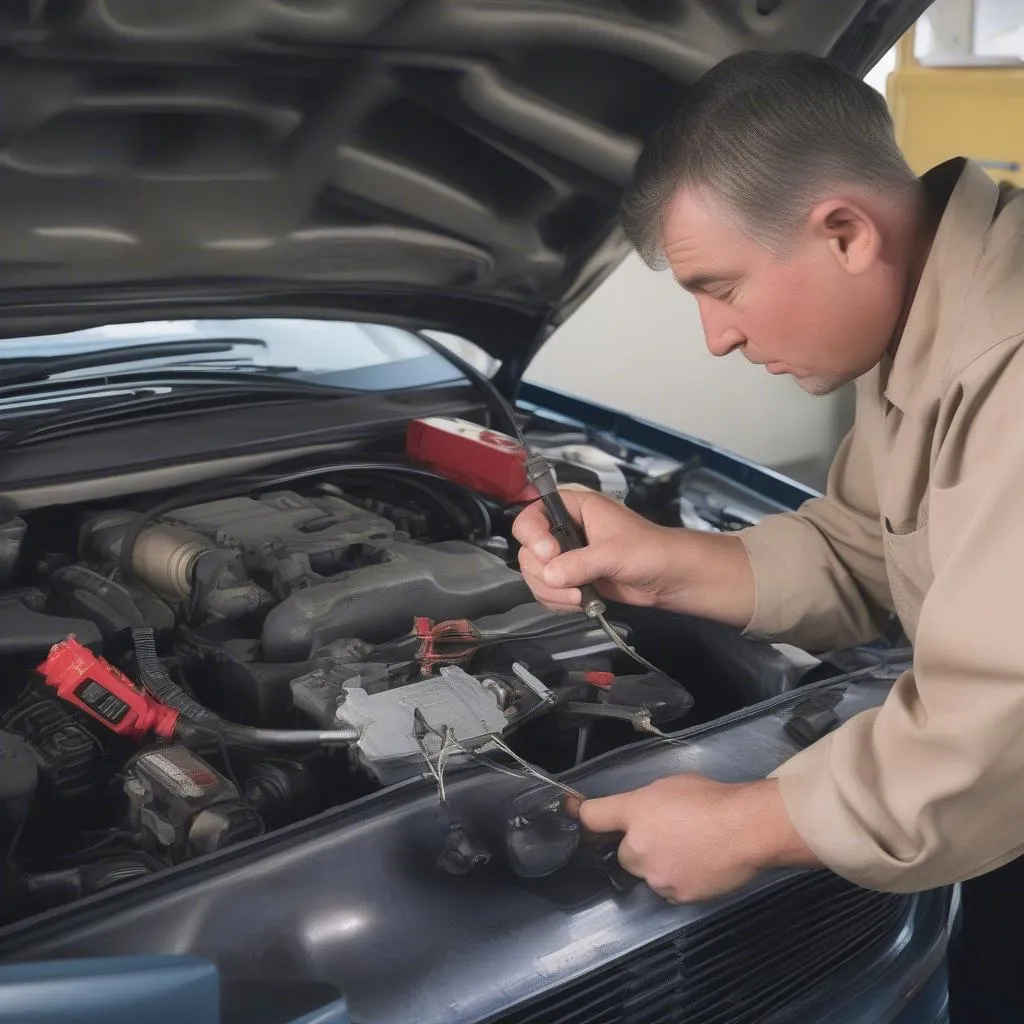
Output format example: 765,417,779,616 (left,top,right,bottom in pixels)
660,187,904,395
